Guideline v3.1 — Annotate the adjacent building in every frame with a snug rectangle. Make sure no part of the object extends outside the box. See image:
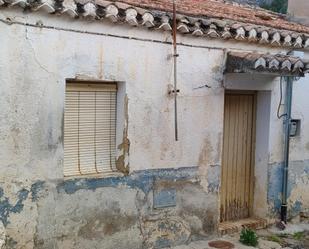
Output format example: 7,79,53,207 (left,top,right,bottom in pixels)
288,0,309,25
